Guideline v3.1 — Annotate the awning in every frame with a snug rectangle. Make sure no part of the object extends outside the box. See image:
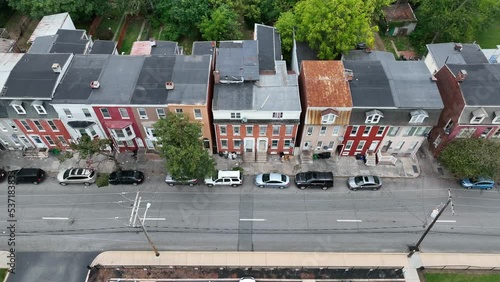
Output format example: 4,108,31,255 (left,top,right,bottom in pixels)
104,120,132,129
67,121,96,129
